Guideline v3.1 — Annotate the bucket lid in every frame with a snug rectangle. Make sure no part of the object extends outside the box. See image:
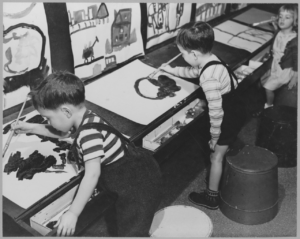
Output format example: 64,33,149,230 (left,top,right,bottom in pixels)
263,106,297,123
227,145,278,173
149,205,213,237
